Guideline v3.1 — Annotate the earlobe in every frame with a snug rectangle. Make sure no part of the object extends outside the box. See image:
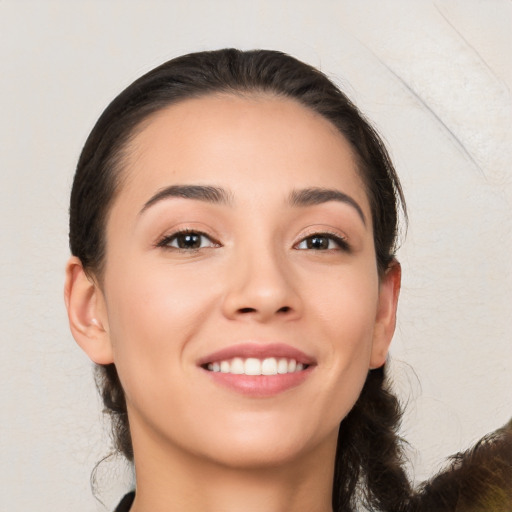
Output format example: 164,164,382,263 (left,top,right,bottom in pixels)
64,256,114,365
369,260,401,369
